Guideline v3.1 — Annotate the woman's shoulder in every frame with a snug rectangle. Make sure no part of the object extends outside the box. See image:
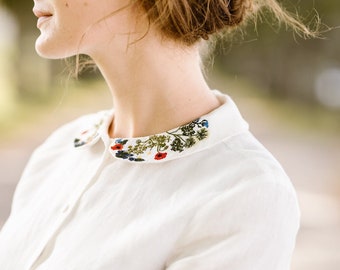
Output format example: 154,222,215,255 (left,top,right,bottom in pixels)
196,127,293,194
